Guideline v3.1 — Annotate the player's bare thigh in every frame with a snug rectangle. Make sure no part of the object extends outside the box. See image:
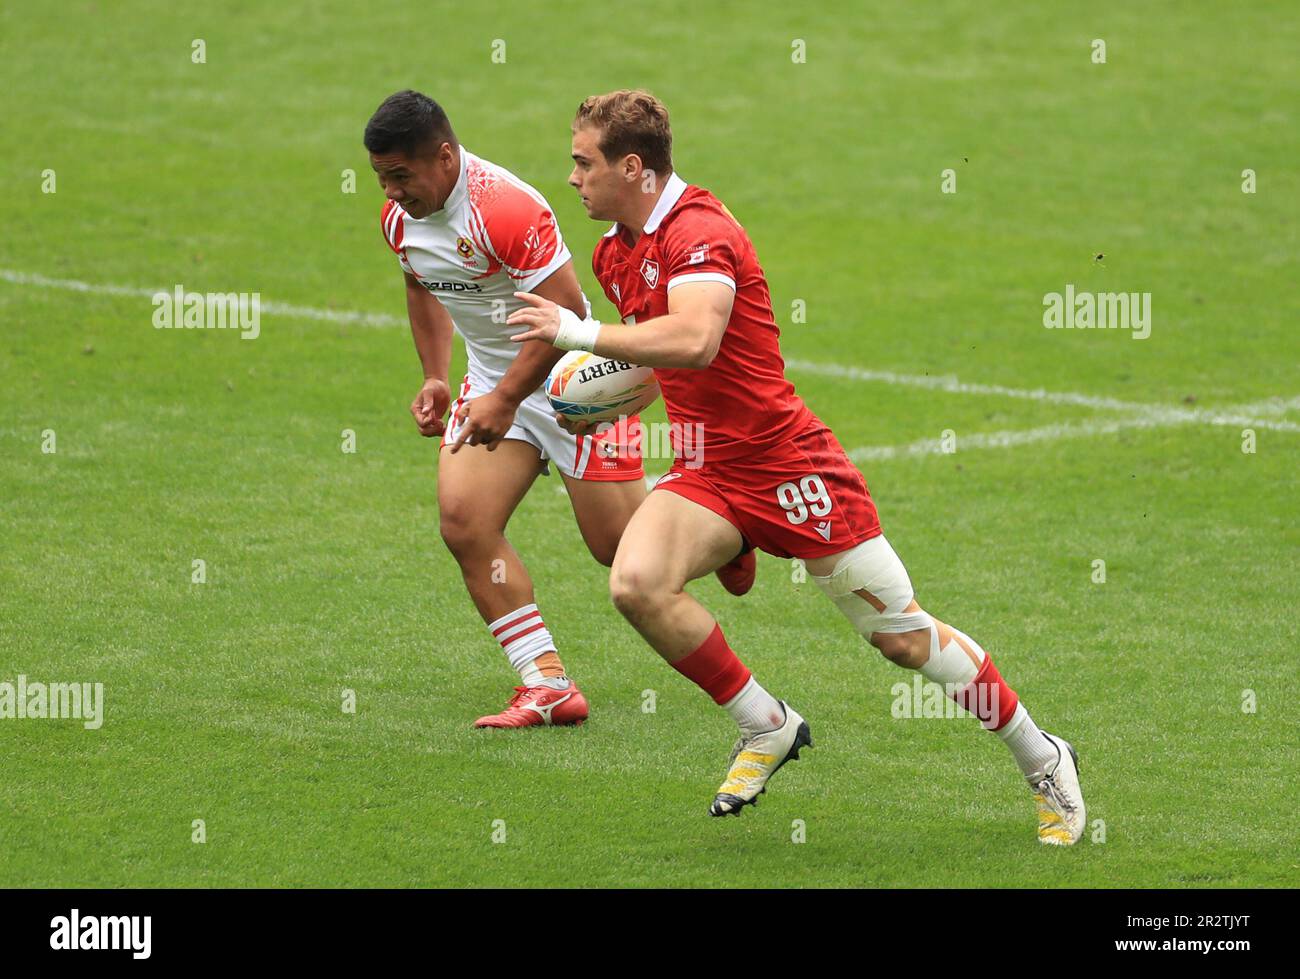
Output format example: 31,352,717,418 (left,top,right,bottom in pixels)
437,438,544,554
610,488,743,599
560,473,646,568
